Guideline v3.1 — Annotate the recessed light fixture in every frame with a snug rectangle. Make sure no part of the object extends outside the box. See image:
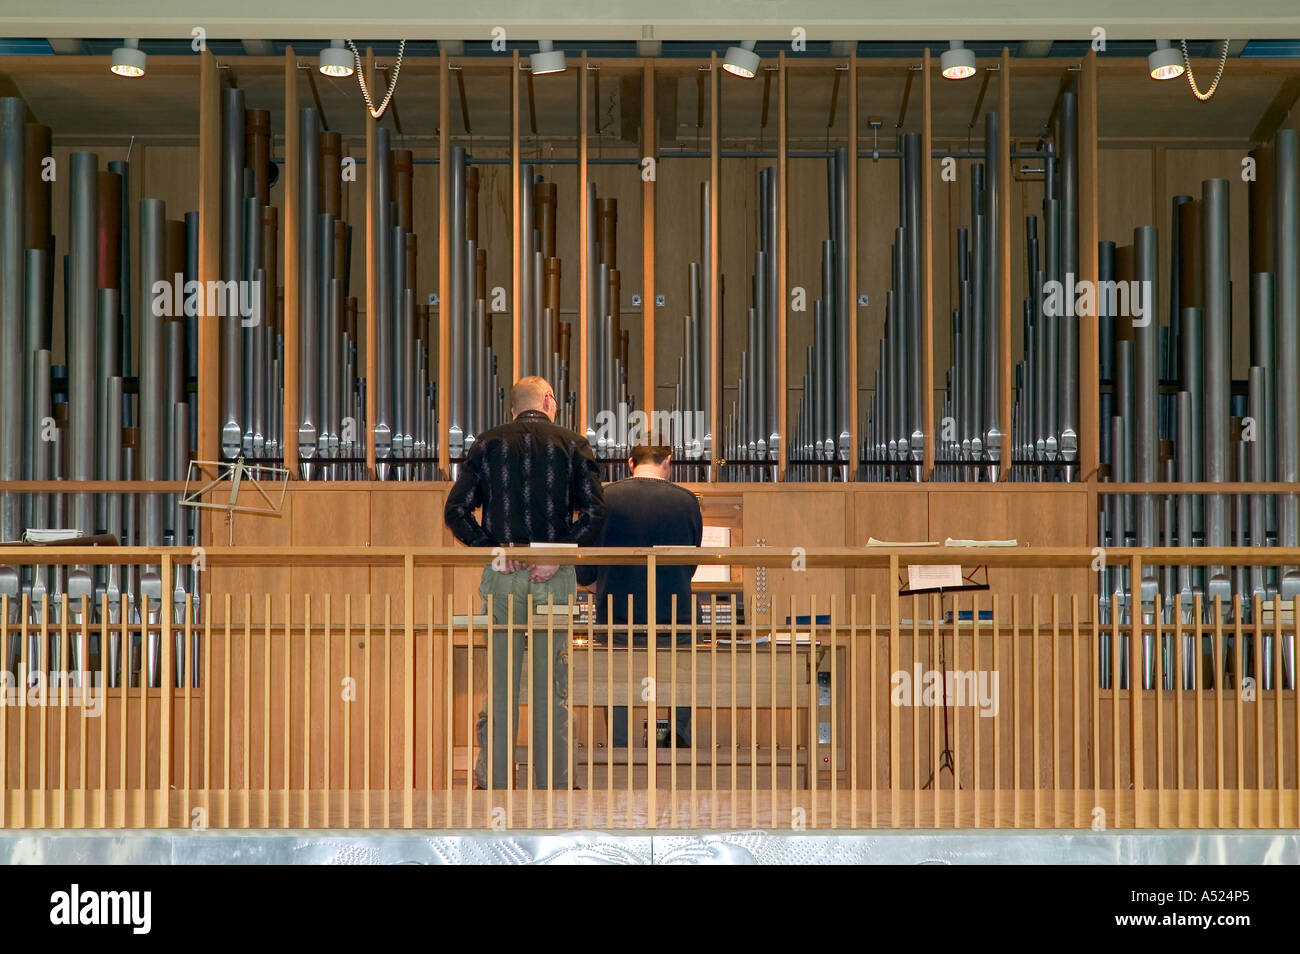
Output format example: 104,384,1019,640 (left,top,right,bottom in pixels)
723,41,760,79
319,40,355,77
110,39,146,77
530,40,566,74
1148,40,1185,80
940,41,976,80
